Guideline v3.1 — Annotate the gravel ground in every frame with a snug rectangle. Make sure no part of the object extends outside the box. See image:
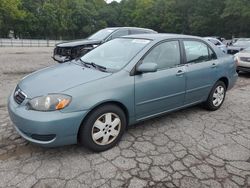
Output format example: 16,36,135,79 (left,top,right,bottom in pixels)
0,47,250,188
